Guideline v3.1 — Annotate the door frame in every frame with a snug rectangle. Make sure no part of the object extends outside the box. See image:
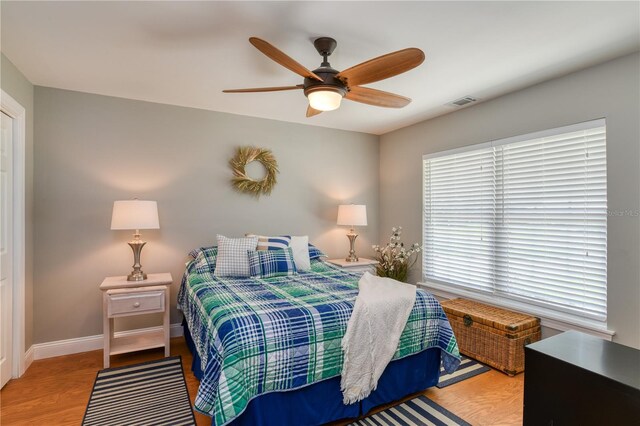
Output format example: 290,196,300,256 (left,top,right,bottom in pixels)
1,89,26,378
